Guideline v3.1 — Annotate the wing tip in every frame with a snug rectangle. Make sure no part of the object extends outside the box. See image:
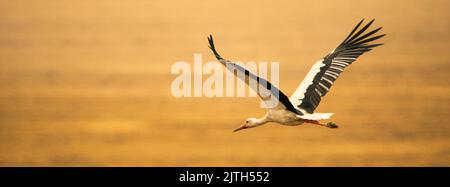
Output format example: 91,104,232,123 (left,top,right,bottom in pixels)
207,34,214,49
343,19,385,47
207,34,224,61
